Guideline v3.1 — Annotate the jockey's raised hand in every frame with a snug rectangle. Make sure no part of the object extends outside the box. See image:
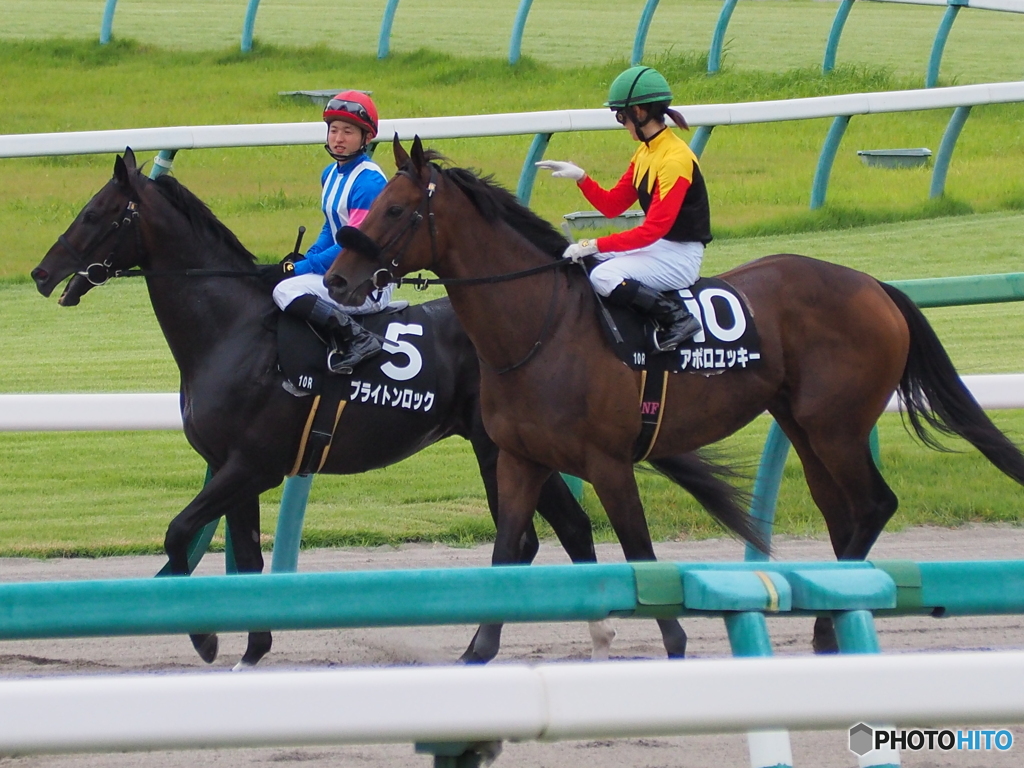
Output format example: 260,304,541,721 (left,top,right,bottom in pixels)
535,160,586,181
